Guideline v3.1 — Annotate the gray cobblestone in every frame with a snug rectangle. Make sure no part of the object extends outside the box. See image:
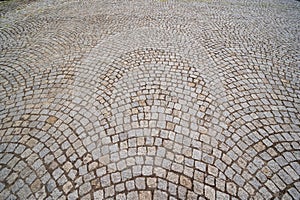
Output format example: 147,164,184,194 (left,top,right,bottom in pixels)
0,0,299,199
